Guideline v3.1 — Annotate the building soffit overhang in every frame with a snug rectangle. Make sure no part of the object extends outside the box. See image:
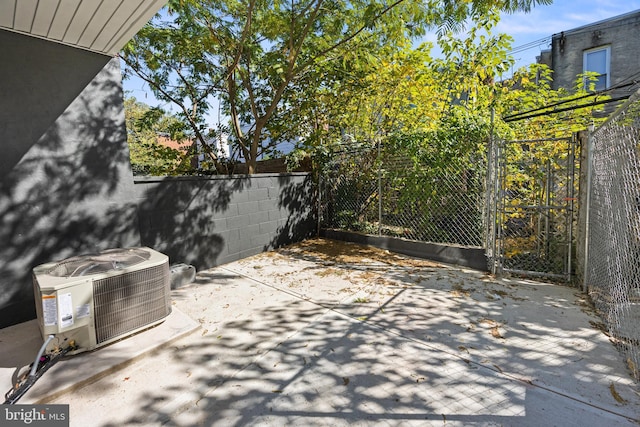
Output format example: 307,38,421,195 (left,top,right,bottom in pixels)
0,0,166,56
